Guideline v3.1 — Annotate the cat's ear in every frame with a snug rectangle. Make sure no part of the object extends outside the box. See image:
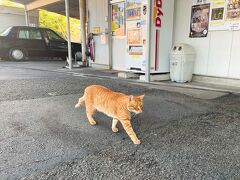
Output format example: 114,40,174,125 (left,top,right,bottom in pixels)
129,95,134,102
139,94,145,100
